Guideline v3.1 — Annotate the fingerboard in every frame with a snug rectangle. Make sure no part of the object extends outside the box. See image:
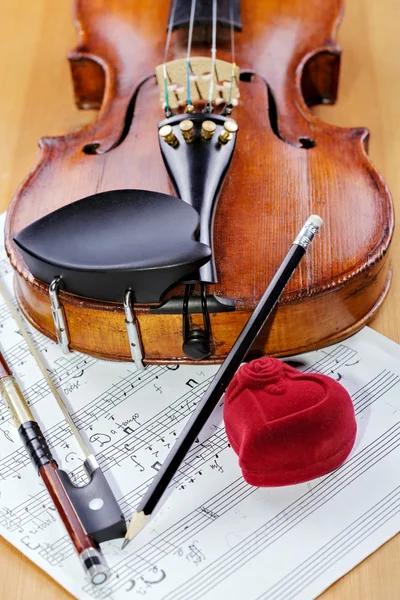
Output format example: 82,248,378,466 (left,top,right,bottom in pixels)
169,0,242,31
